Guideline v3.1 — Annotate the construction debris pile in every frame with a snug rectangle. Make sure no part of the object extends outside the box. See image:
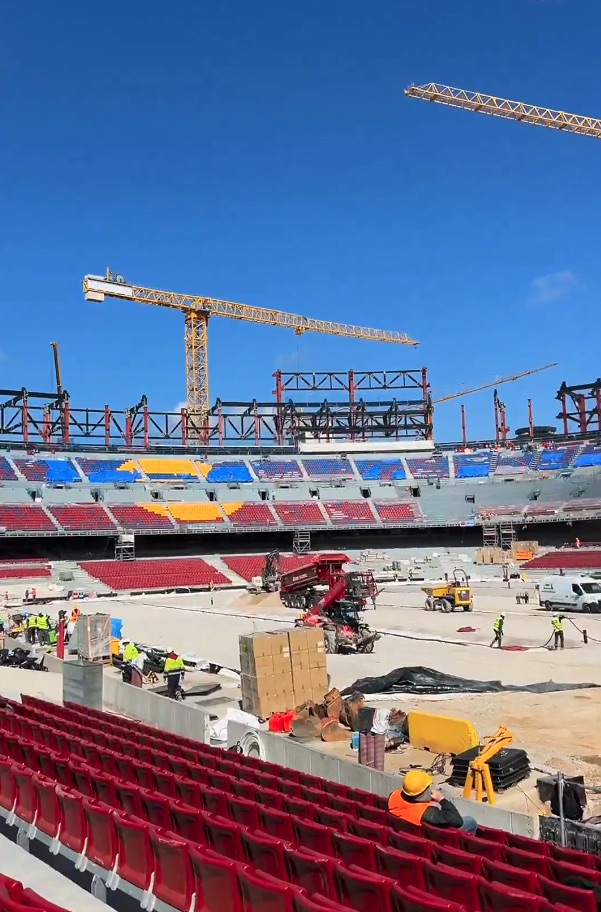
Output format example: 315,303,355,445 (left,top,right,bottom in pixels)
239,628,328,718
